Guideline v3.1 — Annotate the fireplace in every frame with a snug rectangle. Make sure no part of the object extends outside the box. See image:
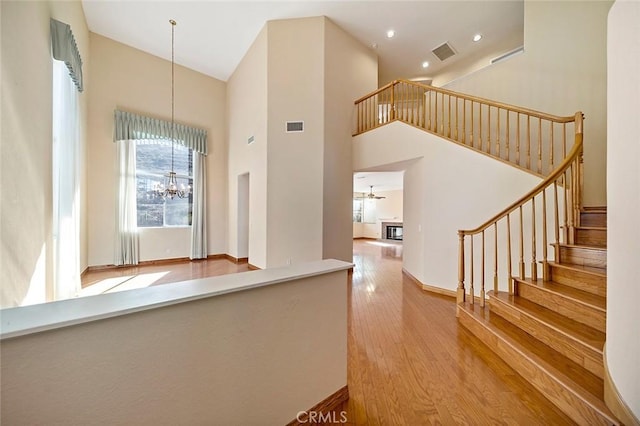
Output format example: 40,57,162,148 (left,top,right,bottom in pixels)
381,221,403,241
386,226,403,241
